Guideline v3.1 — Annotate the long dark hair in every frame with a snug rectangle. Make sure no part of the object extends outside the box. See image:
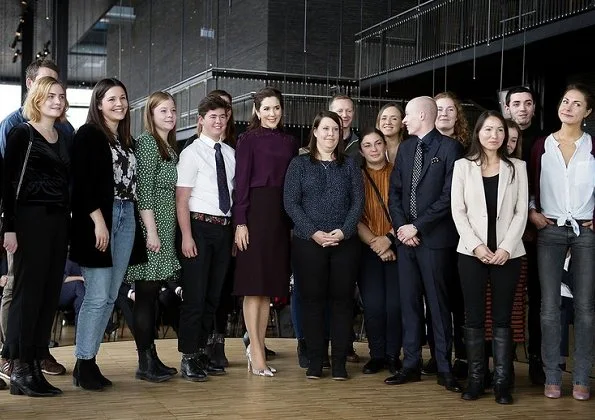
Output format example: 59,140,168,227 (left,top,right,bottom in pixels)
307,110,345,165
209,89,237,147
87,78,132,149
248,87,284,130
144,91,177,161
466,110,515,181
